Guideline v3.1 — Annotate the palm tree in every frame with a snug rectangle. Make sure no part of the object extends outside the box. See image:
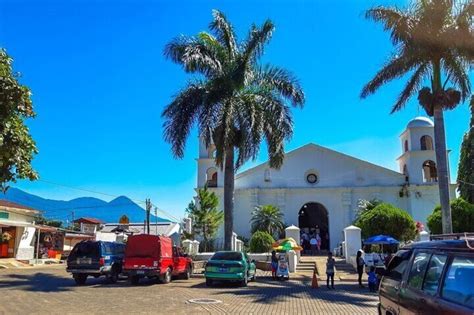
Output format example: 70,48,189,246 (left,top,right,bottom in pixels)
162,10,305,250
361,0,473,234
250,205,285,238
